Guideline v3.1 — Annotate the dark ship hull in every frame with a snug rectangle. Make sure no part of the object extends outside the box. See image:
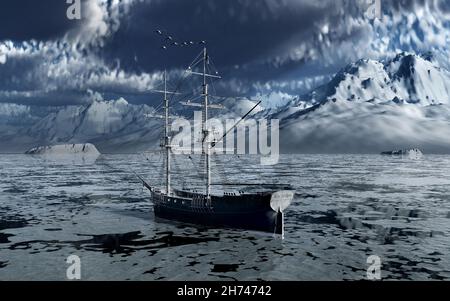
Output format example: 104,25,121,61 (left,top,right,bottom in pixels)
149,188,294,235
